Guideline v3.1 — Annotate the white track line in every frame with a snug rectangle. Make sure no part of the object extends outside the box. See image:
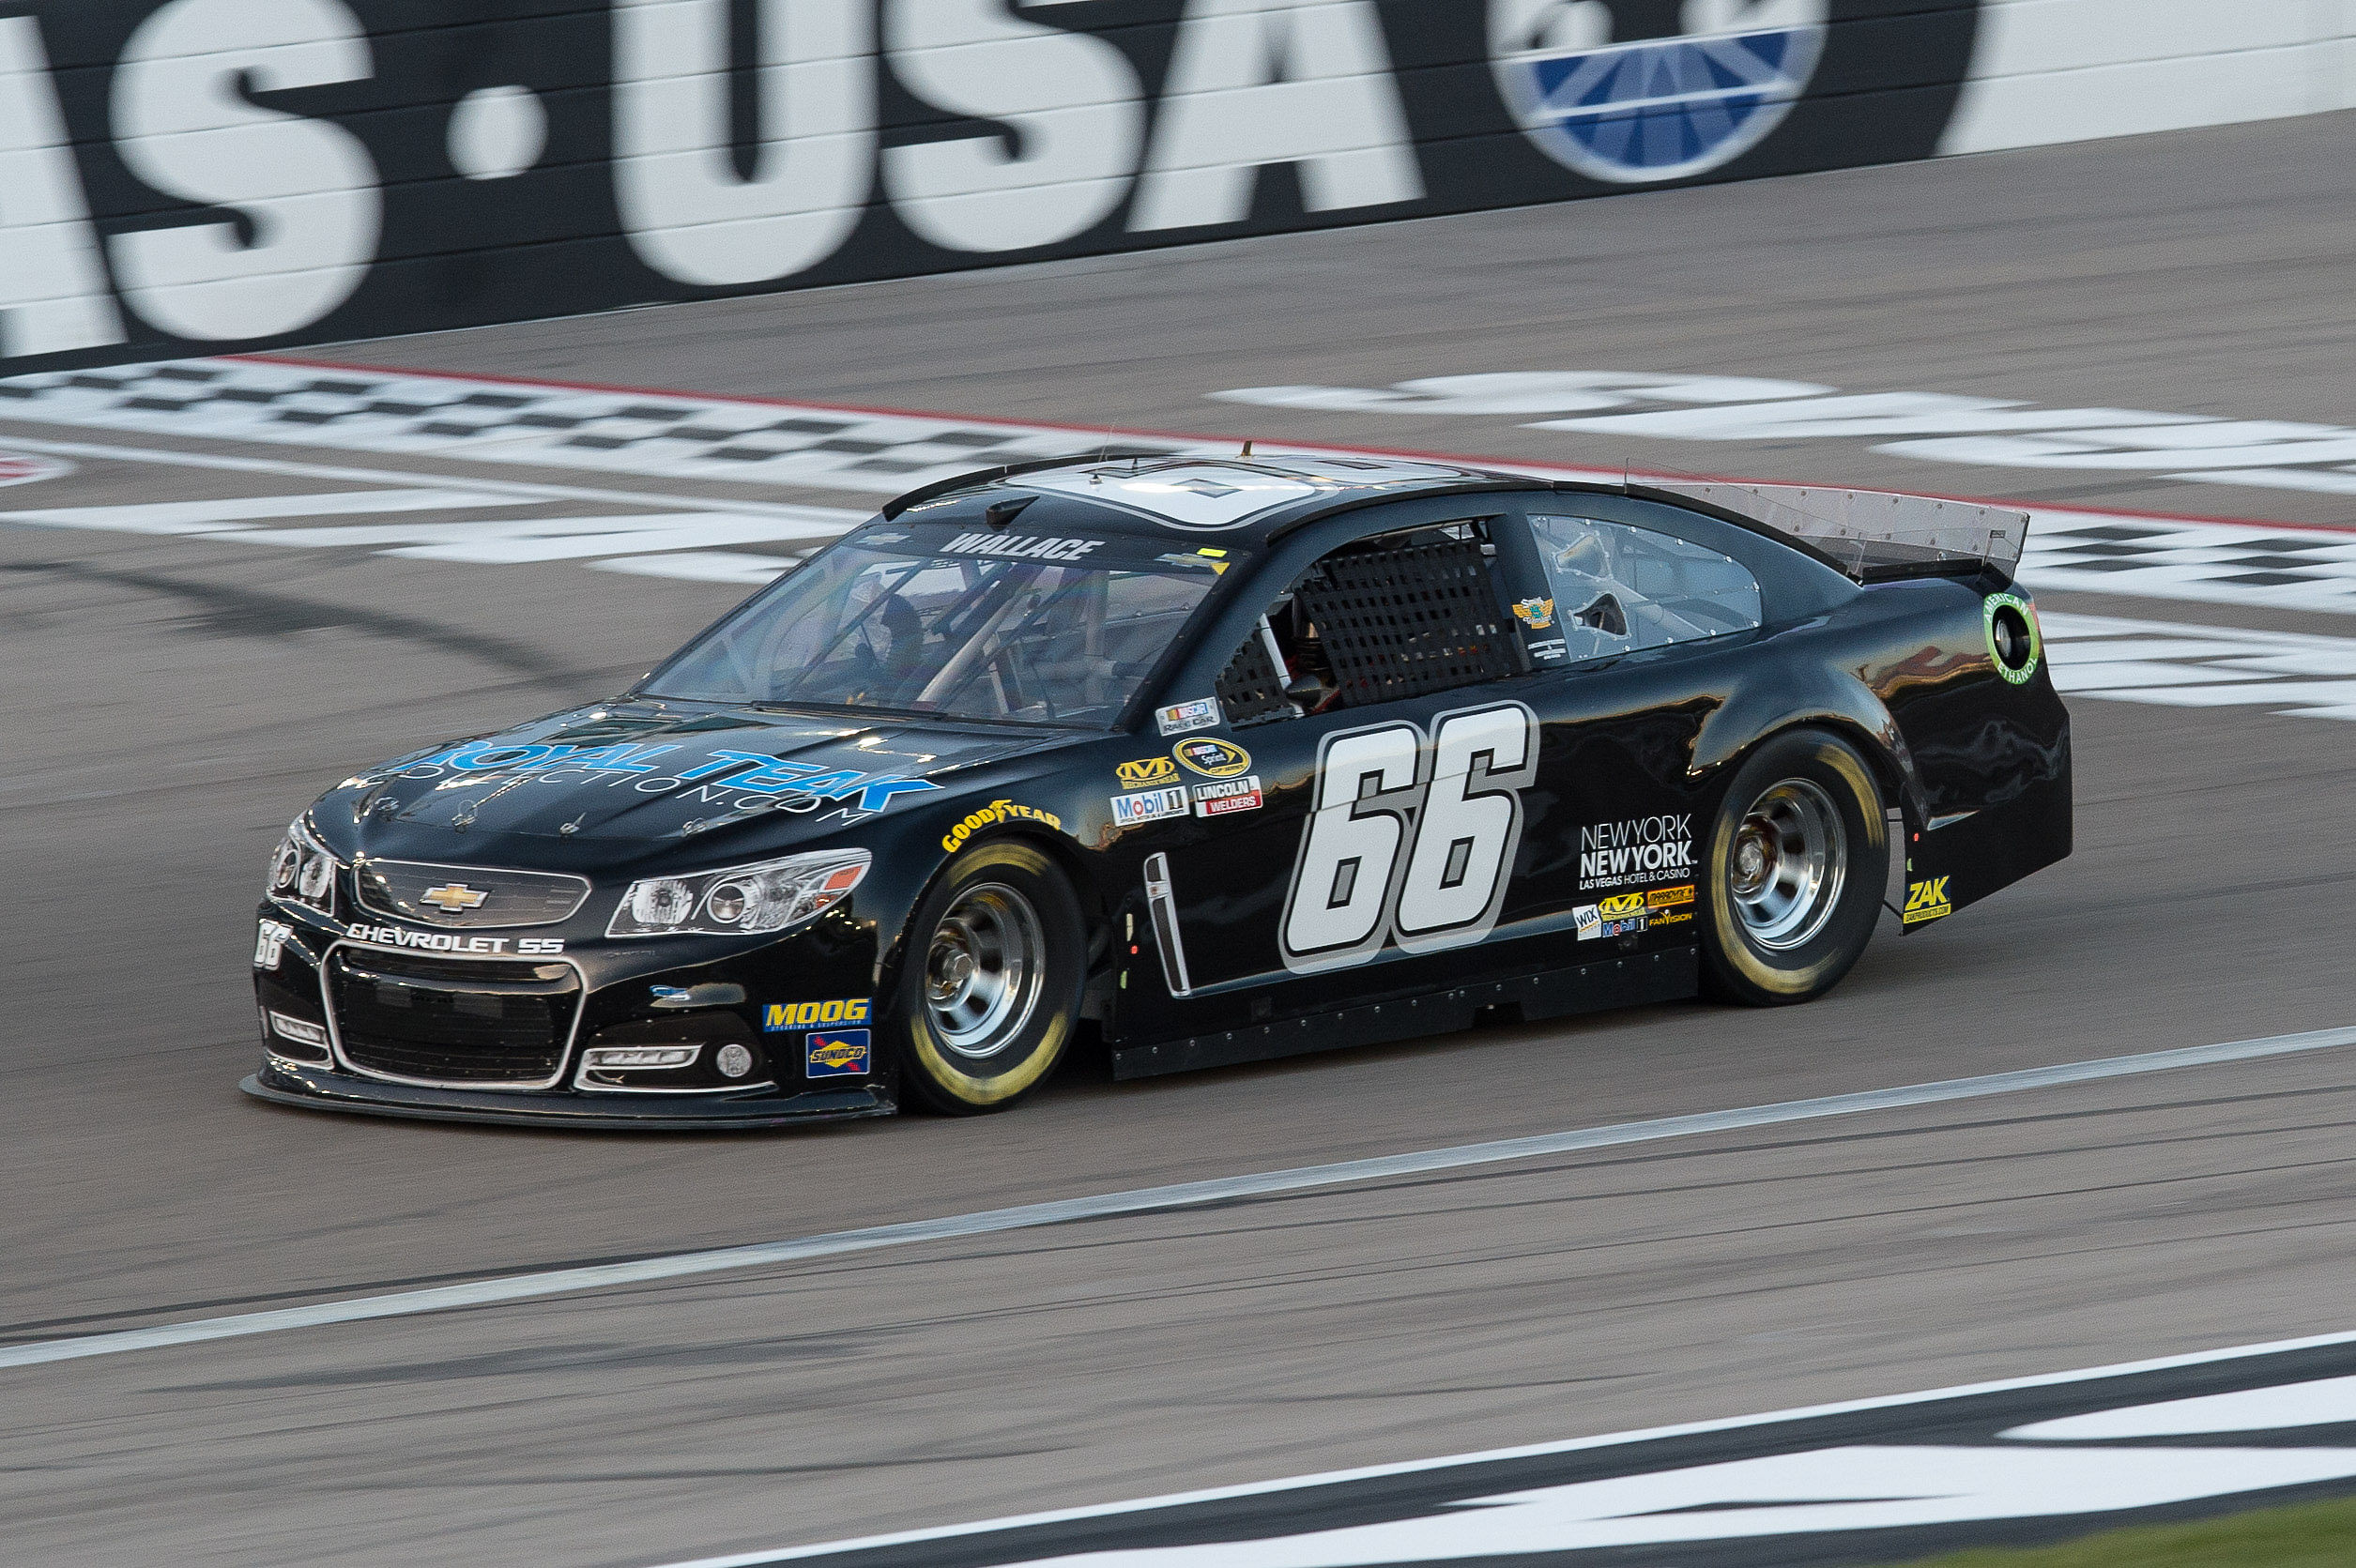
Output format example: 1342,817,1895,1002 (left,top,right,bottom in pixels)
0,433,845,518
653,1325,2356,1567
4,1026,2352,1374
